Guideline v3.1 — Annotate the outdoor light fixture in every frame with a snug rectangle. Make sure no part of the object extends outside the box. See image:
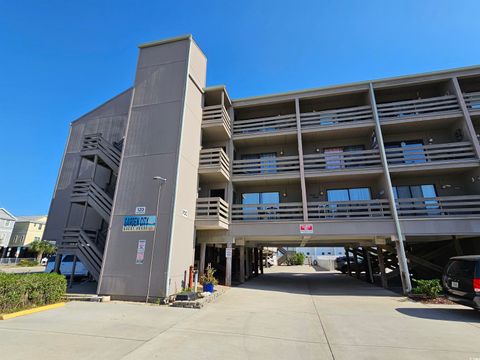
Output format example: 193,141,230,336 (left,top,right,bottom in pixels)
441,184,452,189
